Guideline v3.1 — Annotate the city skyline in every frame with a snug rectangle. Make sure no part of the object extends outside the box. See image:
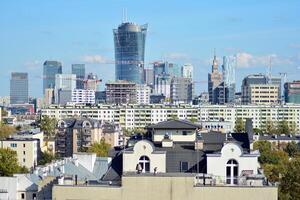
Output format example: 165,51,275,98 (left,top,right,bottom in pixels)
1,0,300,97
